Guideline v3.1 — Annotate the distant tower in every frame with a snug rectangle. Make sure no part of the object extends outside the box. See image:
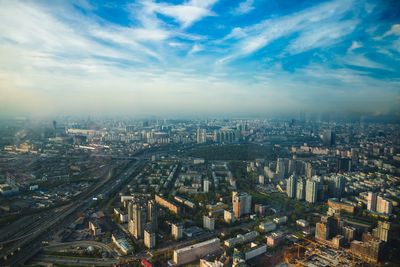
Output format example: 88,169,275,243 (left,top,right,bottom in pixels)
286,173,297,198
52,120,57,137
